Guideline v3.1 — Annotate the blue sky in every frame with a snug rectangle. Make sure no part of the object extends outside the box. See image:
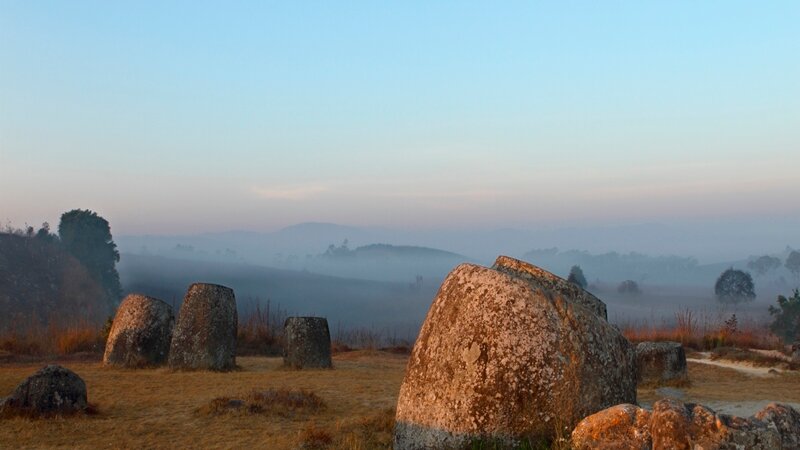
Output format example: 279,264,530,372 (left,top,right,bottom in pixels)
1,2,798,234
